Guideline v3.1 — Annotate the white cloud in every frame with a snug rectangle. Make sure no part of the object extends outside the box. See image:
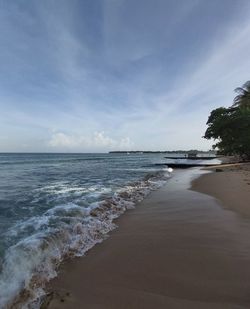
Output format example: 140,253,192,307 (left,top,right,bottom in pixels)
48,131,134,152
49,132,82,148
